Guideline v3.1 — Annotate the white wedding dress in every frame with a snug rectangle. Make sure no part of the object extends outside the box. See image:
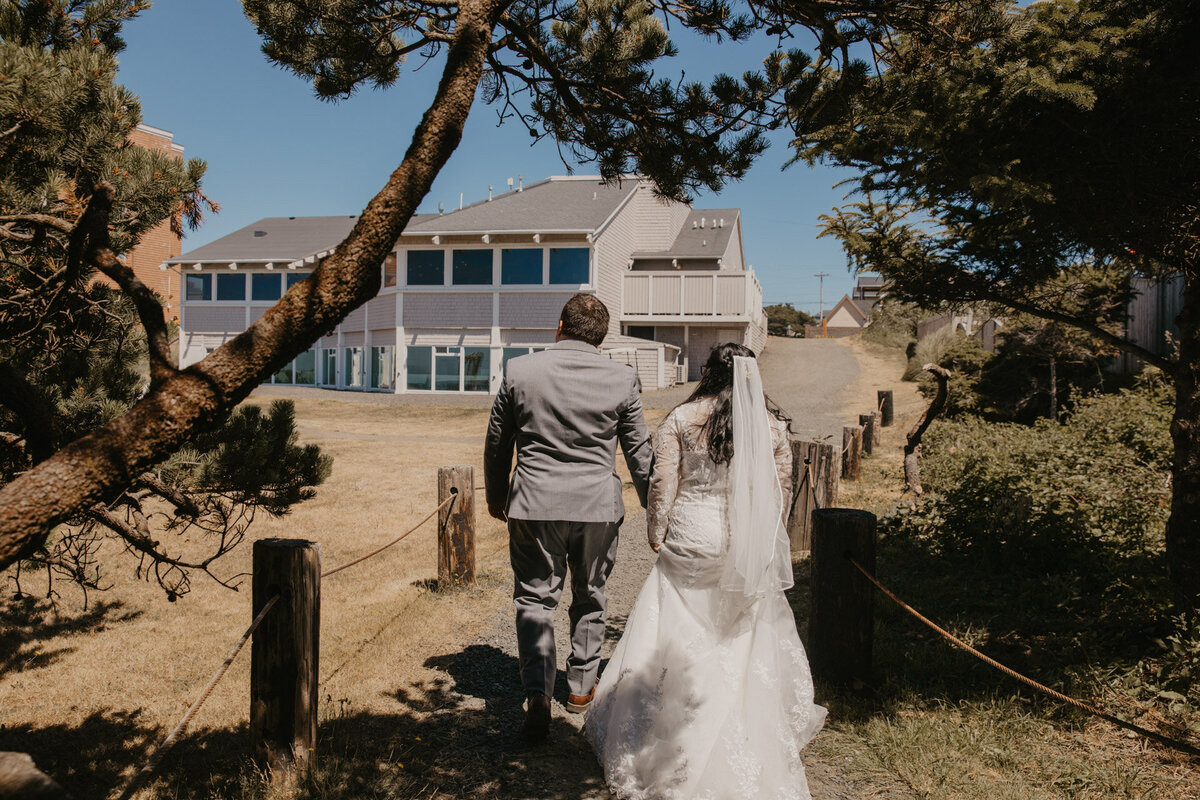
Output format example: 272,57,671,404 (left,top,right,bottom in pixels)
585,372,826,800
